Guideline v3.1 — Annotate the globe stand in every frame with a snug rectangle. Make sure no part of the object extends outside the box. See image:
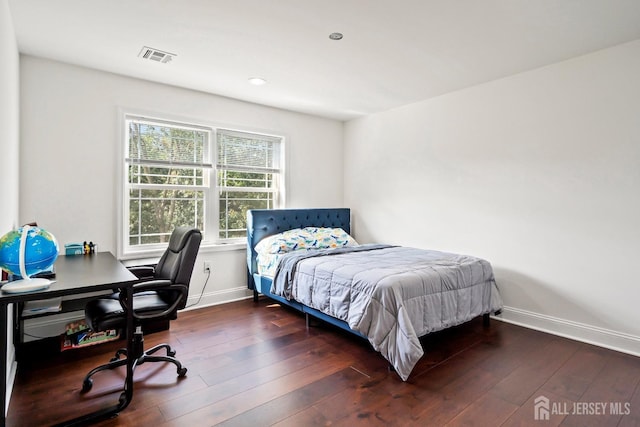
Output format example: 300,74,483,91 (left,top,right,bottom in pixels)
1,277,53,293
